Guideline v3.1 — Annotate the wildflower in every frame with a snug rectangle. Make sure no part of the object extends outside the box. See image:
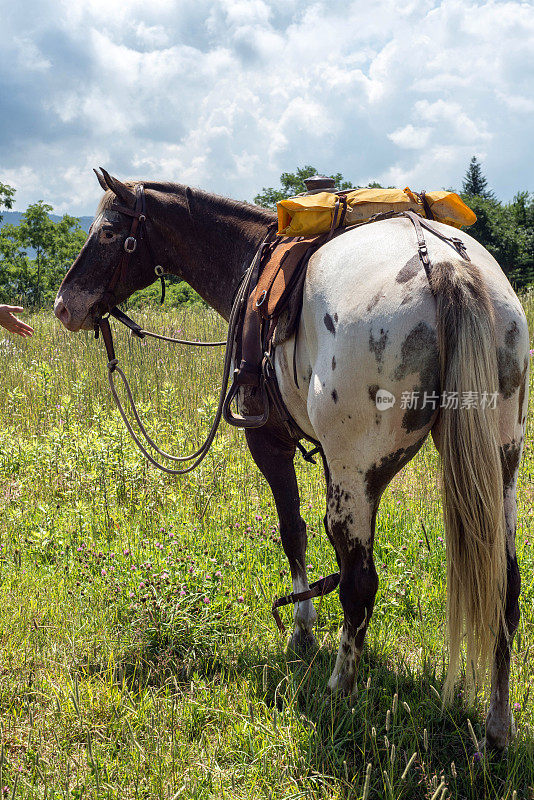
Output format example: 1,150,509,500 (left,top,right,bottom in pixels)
179,589,186,597
513,702,521,712
101,569,107,576
306,564,312,569
203,597,209,604
237,595,244,603
214,571,222,578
